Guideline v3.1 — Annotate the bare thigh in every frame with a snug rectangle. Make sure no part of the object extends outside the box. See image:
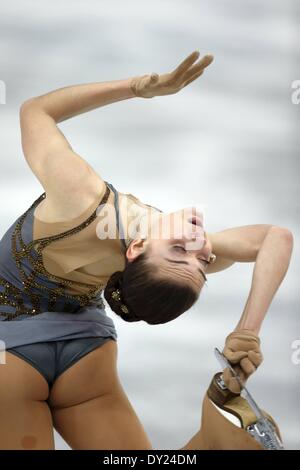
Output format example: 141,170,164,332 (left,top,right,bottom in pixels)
48,339,153,450
0,351,55,450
